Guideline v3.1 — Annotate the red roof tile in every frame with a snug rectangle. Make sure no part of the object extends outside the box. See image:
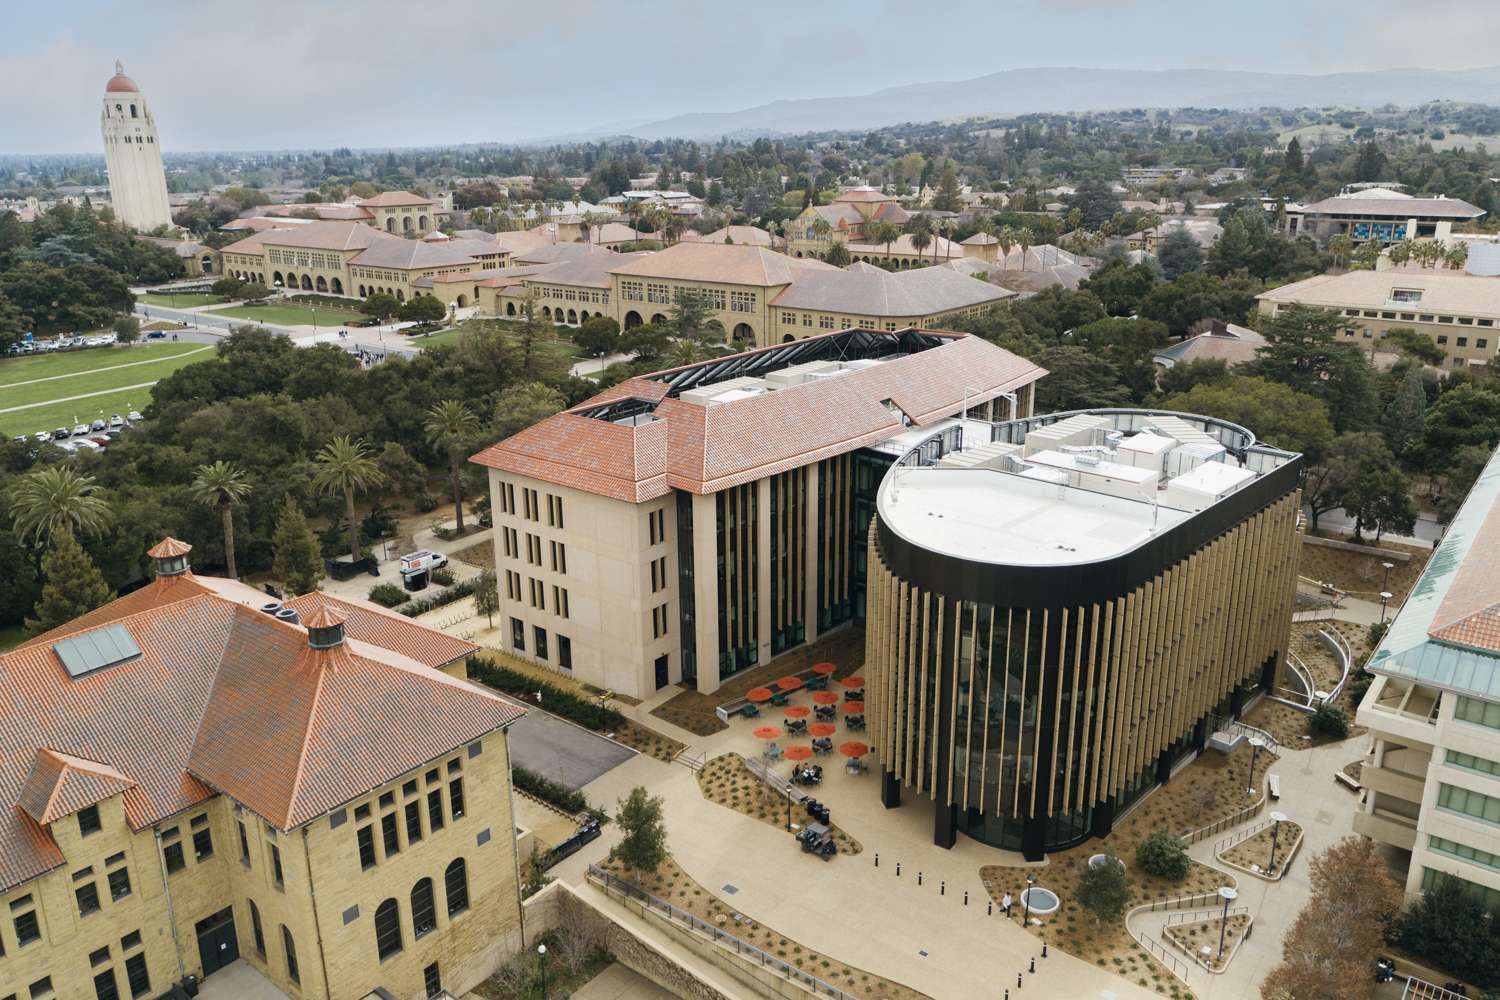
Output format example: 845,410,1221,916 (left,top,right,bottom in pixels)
147,537,192,558
284,592,478,669
18,750,135,826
